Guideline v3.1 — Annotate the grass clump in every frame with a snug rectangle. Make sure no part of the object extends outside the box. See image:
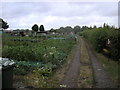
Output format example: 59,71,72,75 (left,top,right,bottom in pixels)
78,66,93,88
80,37,90,64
